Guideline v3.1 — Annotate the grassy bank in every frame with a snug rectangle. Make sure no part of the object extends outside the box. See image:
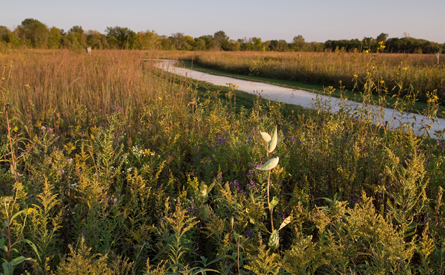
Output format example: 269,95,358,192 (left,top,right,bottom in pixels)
1,50,445,274
182,51,445,106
